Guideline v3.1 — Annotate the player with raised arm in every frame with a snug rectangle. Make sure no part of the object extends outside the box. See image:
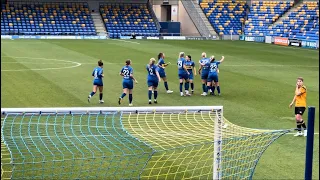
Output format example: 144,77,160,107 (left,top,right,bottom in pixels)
157,53,173,94
210,55,224,95
147,58,162,104
185,55,197,94
206,55,225,95
198,52,210,96
177,52,191,96
88,60,104,103
289,77,307,137
118,59,138,106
